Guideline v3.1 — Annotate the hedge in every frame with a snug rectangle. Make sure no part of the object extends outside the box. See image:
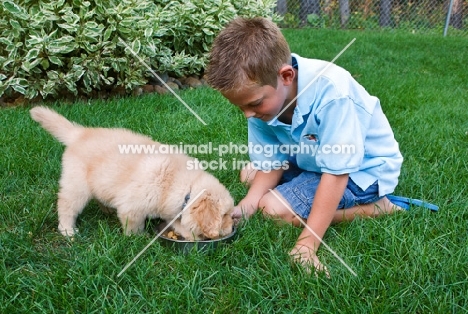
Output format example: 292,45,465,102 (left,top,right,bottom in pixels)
0,0,278,100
